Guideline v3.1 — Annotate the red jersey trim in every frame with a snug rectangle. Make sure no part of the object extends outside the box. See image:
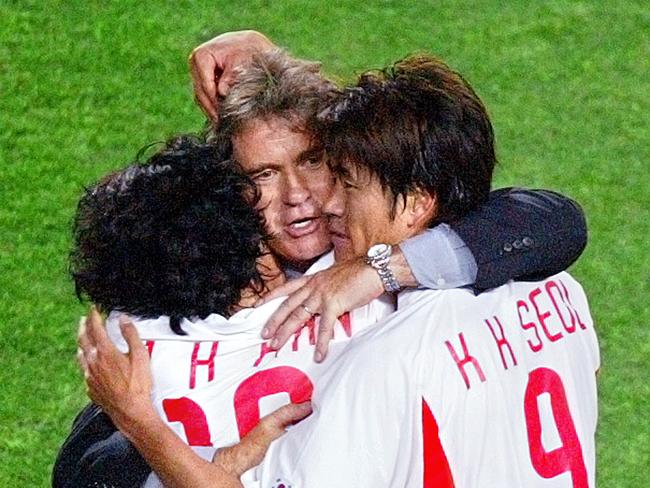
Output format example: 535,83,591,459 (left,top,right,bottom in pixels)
422,398,455,488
